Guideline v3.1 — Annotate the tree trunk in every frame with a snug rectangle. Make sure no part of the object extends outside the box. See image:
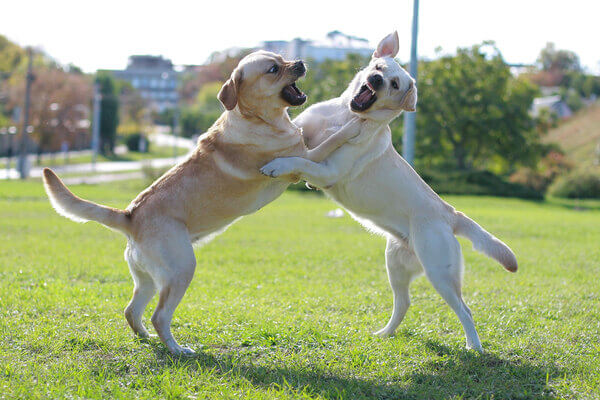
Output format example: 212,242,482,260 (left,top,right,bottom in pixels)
453,145,469,171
